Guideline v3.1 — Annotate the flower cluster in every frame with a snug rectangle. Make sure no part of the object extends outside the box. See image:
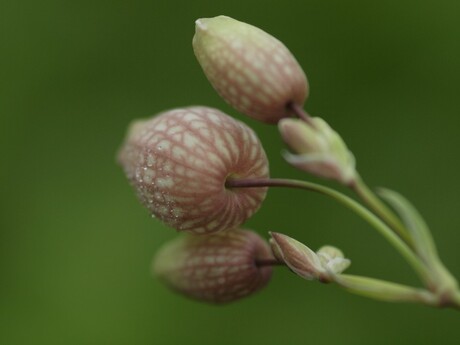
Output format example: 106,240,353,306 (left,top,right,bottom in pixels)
118,15,460,311
118,16,358,303
118,16,350,304
117,15,304,303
